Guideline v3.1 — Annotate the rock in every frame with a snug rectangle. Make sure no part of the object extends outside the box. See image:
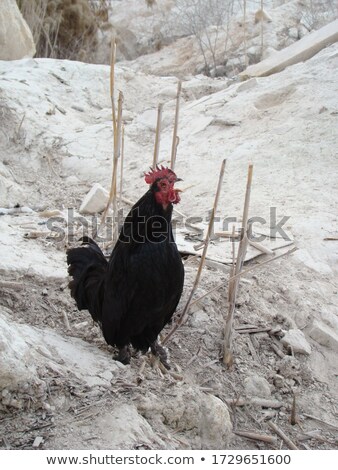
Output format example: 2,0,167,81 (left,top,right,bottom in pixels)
32,436,44,448
79,183,109,214
298,24,310,39
225,57,242,77
237,78,258,93
247,45,262,65
210,65,227,78
288,27,299,40
190,309,209,328
262,46,278,60
65,175,80,185
240,19,338,79
0,0,36,60
309,320,338,352
96,404,166,449
200,394,232,449
138,386,232,449
320,310,338,333
254,9,273,24
0,310,40,390
244,376,271,398
281,329,311,355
